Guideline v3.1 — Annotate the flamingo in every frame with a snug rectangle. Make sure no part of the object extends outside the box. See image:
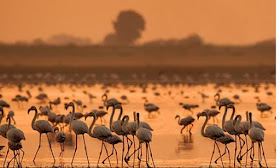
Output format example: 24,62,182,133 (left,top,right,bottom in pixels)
91,109,108,124
5,141,24,168
214,134,235,166
65,102,90,167
7,110,16,125
120,115,133,162
175,115,195,134
0,100,10,108
130,113,155,168
144,101,160,118
54,127,66,157
85,112,112,167
107,103,126,167
197,111,224,168
102,93,121,107
102,134,122,166
6,116,25,143
256,100,272,117
4,116,25,167
220,102,244,167
215,93,233,106
0,107,16,139
246,112,268,167
27,106,56,164
126,112,153,166
237,111,265,165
